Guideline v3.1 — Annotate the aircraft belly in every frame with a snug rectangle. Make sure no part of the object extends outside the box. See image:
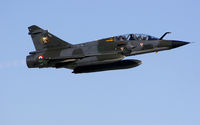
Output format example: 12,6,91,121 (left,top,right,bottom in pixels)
73,54,125,68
